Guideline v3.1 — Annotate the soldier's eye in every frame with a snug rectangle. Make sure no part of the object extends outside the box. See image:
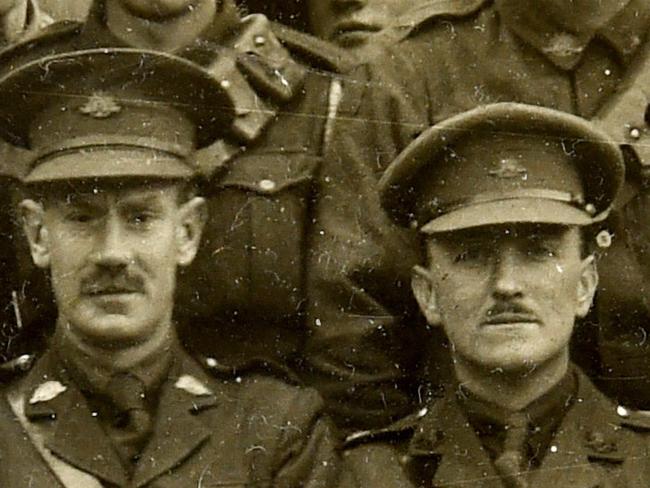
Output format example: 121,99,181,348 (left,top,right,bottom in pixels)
130,212,154,225
454,244,483,263
66,212,95,223
527,240,557,259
